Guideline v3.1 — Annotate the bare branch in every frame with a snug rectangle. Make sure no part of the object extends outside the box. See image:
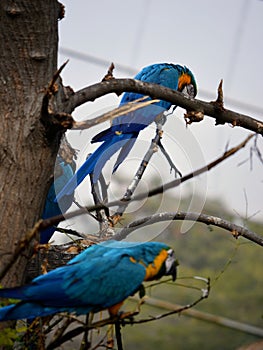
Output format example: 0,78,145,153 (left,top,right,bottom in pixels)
124,276,210,325
144,134,255,200
65,79,263,135
47,317,73,347
114,211,263,247
72,98,159,130
111,117,167,225
129,296,263,337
